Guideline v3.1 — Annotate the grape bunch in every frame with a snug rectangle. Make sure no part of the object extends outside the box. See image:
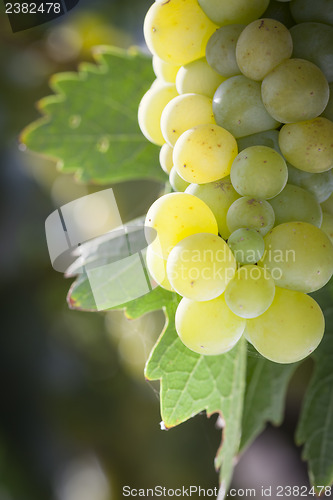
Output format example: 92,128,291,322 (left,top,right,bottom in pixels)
138,0,333,364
